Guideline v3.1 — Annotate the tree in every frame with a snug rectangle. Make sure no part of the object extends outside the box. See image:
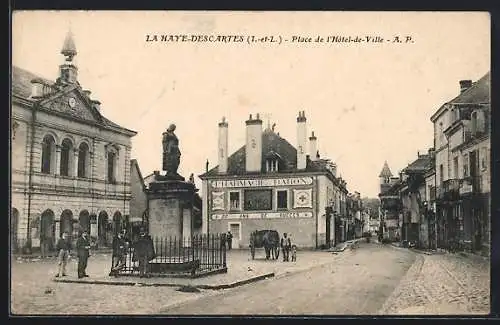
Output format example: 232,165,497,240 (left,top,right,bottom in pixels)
361,197,381,219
